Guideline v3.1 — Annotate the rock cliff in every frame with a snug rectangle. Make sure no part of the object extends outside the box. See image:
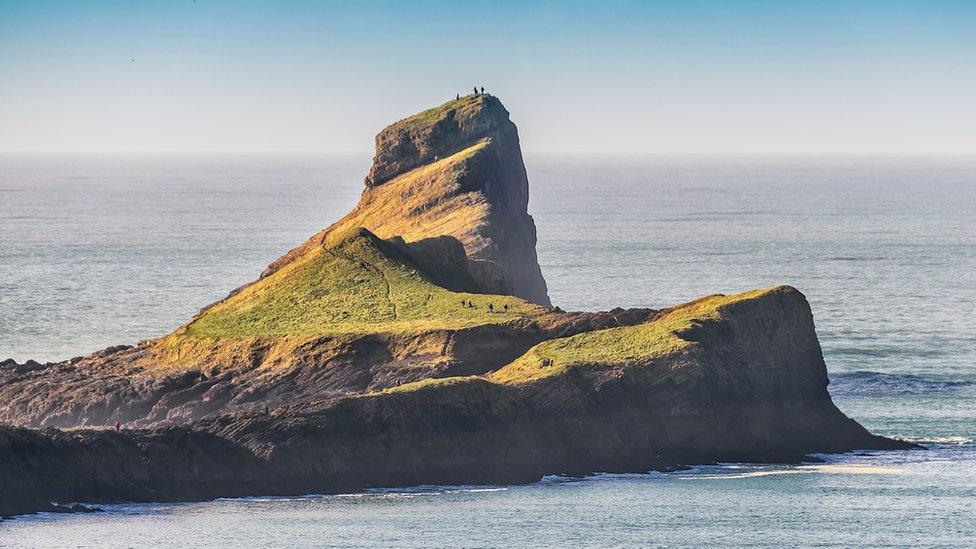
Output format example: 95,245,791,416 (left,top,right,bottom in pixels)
0,287,912,518
0,96,913,517
266,94,550,305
